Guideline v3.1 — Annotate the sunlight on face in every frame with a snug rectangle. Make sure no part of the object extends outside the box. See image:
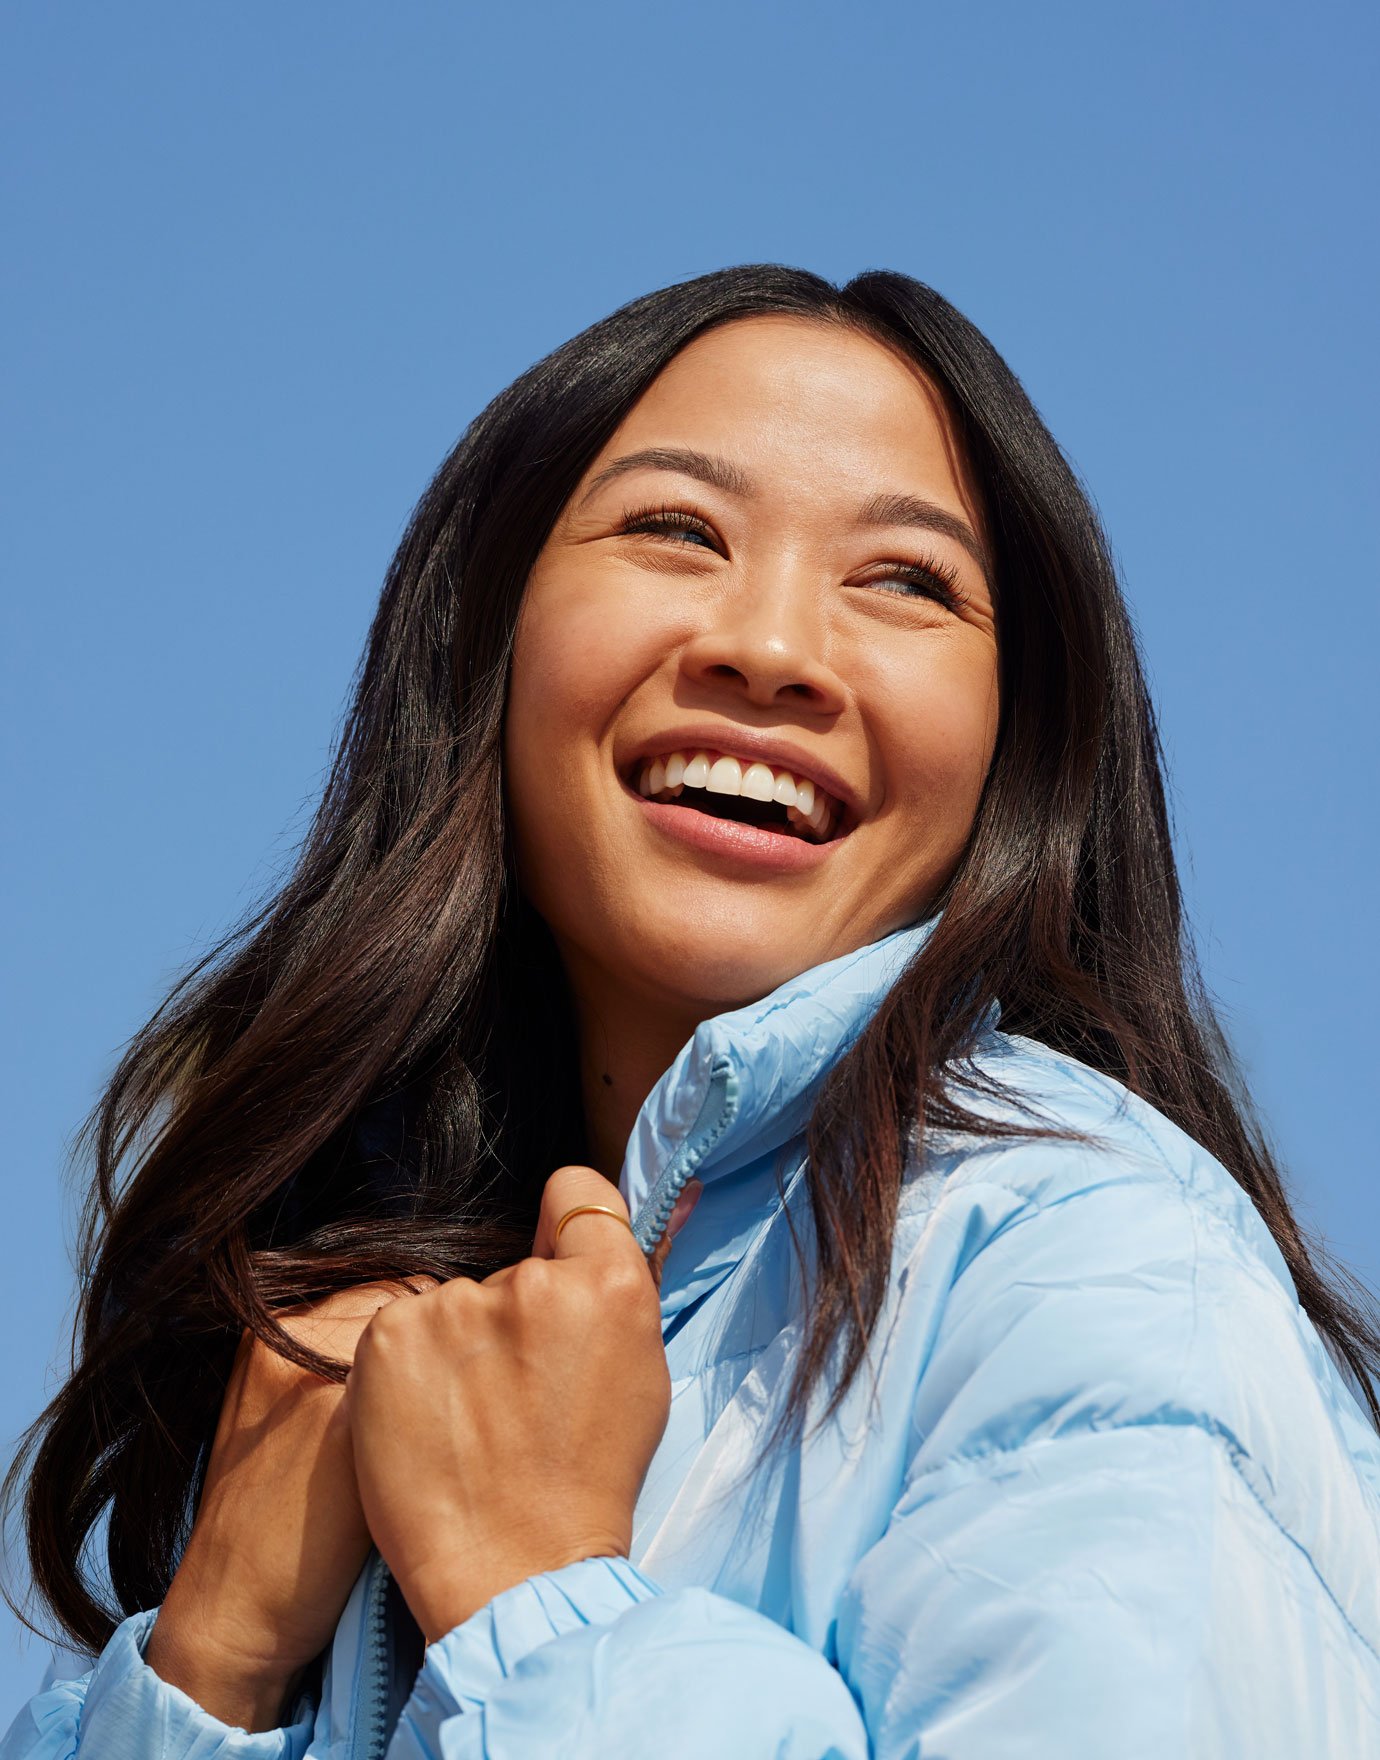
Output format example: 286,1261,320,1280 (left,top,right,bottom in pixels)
504,314,1000,1020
